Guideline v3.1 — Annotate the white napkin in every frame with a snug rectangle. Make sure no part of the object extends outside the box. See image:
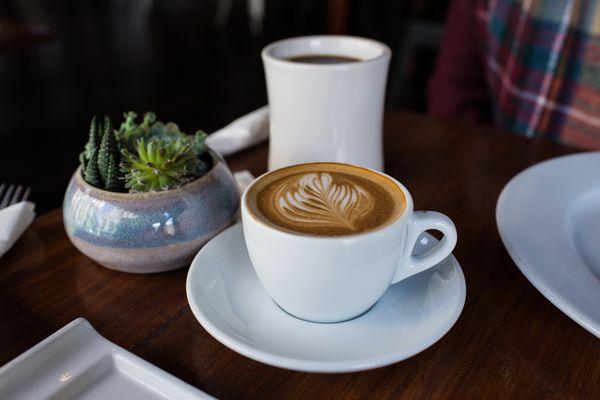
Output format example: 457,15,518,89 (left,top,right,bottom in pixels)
0,201,35,258
233,170,255,223
206,106,269,156
233,170,256,193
